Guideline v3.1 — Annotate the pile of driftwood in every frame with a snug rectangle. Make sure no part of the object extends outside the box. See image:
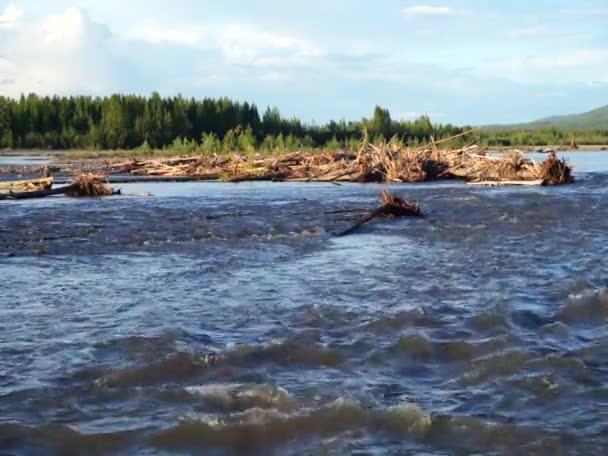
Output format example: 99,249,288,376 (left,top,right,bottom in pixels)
109,134,573,186
0,174,118,200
